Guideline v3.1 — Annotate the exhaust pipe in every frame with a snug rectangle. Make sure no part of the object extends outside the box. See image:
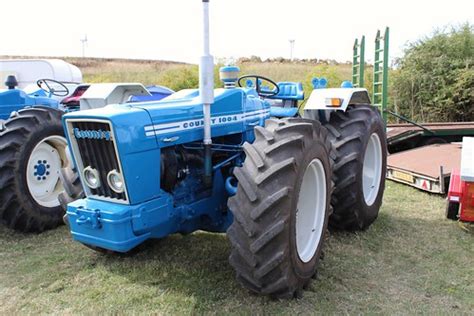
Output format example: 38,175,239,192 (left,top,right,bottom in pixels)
200,0,214,186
